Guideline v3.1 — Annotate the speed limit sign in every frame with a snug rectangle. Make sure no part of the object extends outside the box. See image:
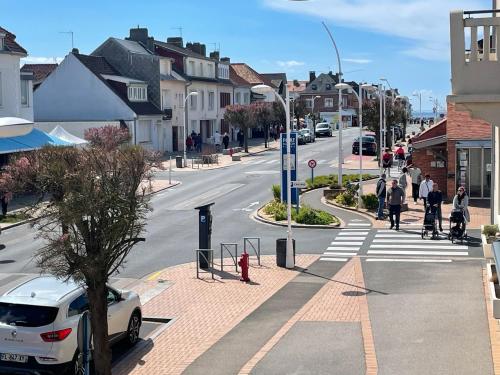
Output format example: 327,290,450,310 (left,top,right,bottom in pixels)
308,159,317,169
